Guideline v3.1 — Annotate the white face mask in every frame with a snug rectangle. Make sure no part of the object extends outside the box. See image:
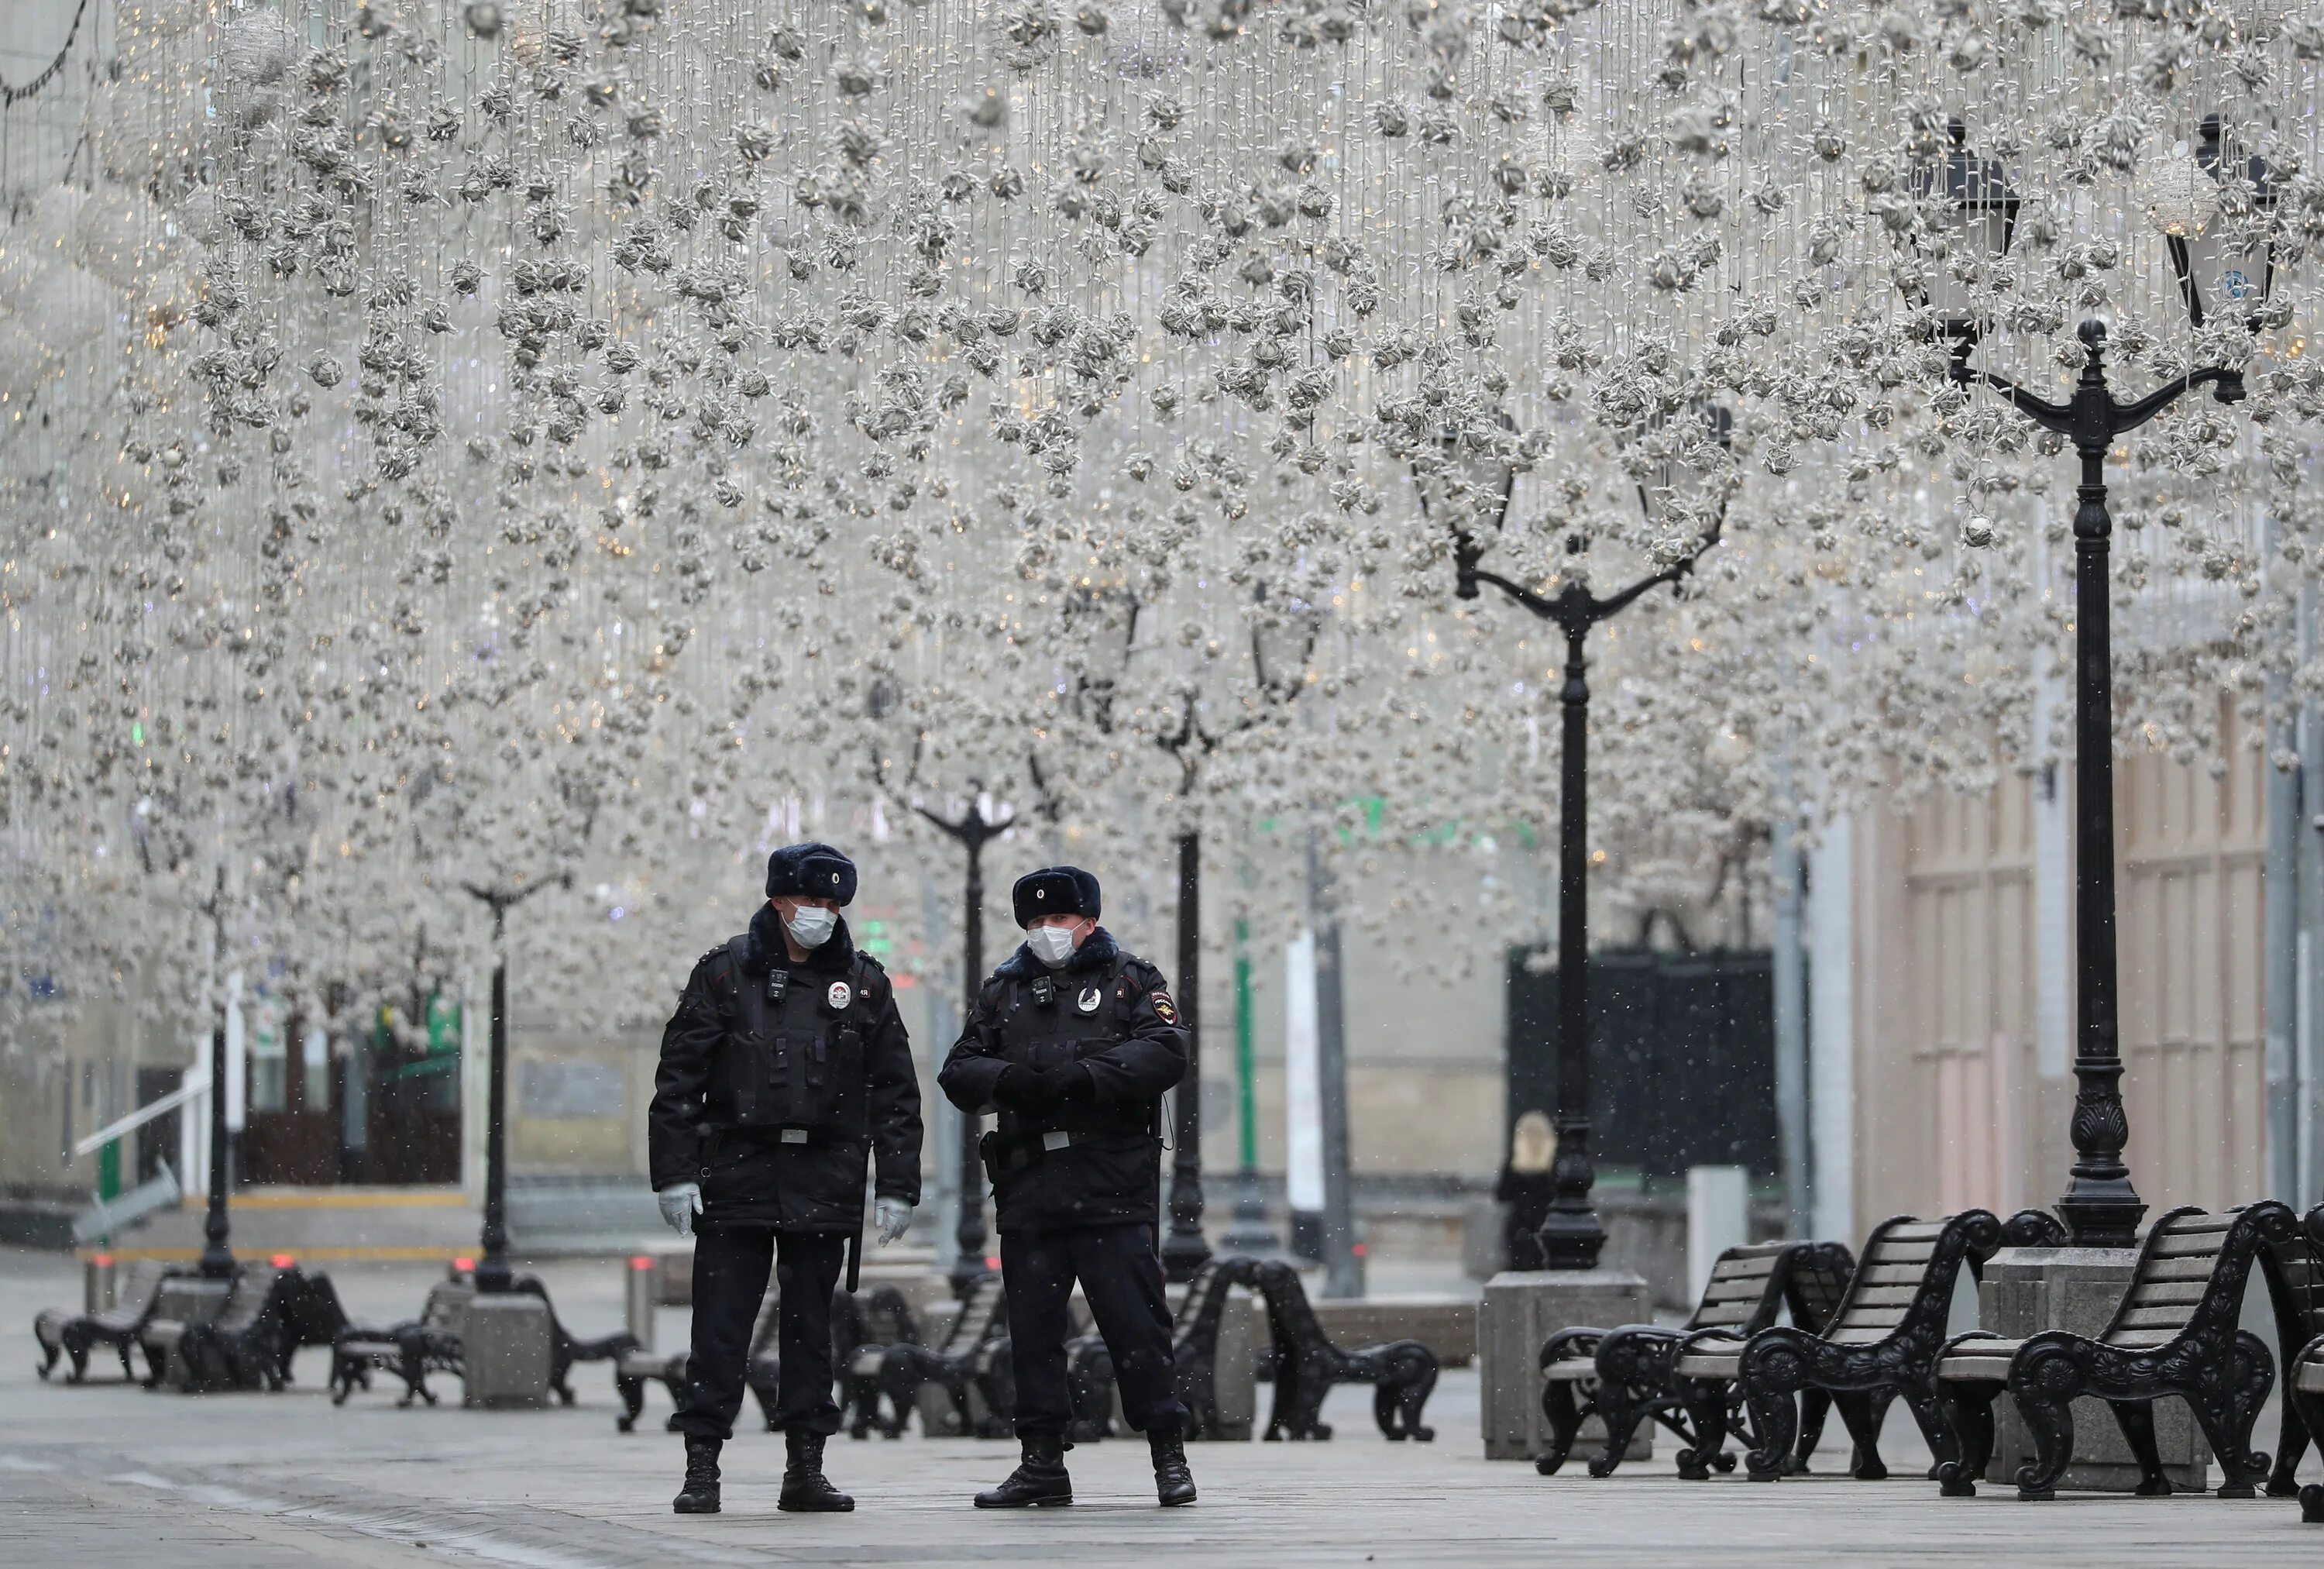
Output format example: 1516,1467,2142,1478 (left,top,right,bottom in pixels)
785,906,837,948
1025,924,1078,967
